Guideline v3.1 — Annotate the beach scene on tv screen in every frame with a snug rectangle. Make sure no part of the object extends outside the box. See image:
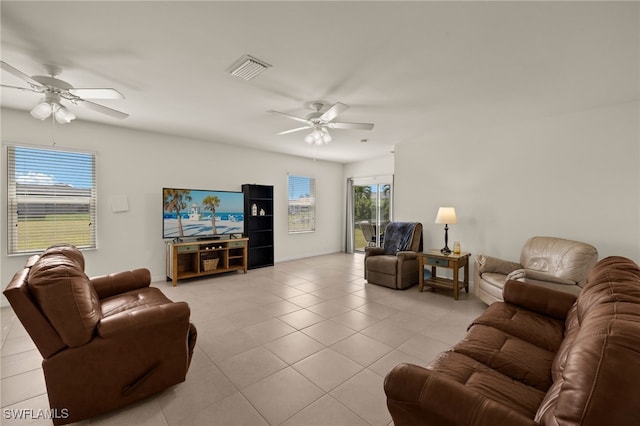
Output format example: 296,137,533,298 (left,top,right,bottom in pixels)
163,189,244,238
